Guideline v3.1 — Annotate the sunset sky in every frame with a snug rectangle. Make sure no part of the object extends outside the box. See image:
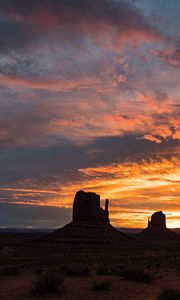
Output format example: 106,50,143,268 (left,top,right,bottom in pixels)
0,0,179,229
